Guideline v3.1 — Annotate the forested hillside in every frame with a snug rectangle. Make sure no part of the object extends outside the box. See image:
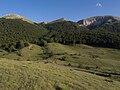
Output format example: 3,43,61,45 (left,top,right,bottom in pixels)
89,21,120,32
0,18,47,52
0,15,120,52
42,21,120,49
